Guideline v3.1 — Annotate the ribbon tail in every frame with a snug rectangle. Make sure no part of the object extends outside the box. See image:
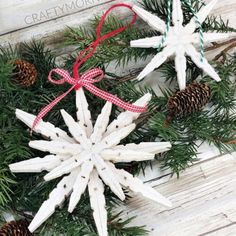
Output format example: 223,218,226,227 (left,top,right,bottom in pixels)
31,86,75,132
84,84,147,113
